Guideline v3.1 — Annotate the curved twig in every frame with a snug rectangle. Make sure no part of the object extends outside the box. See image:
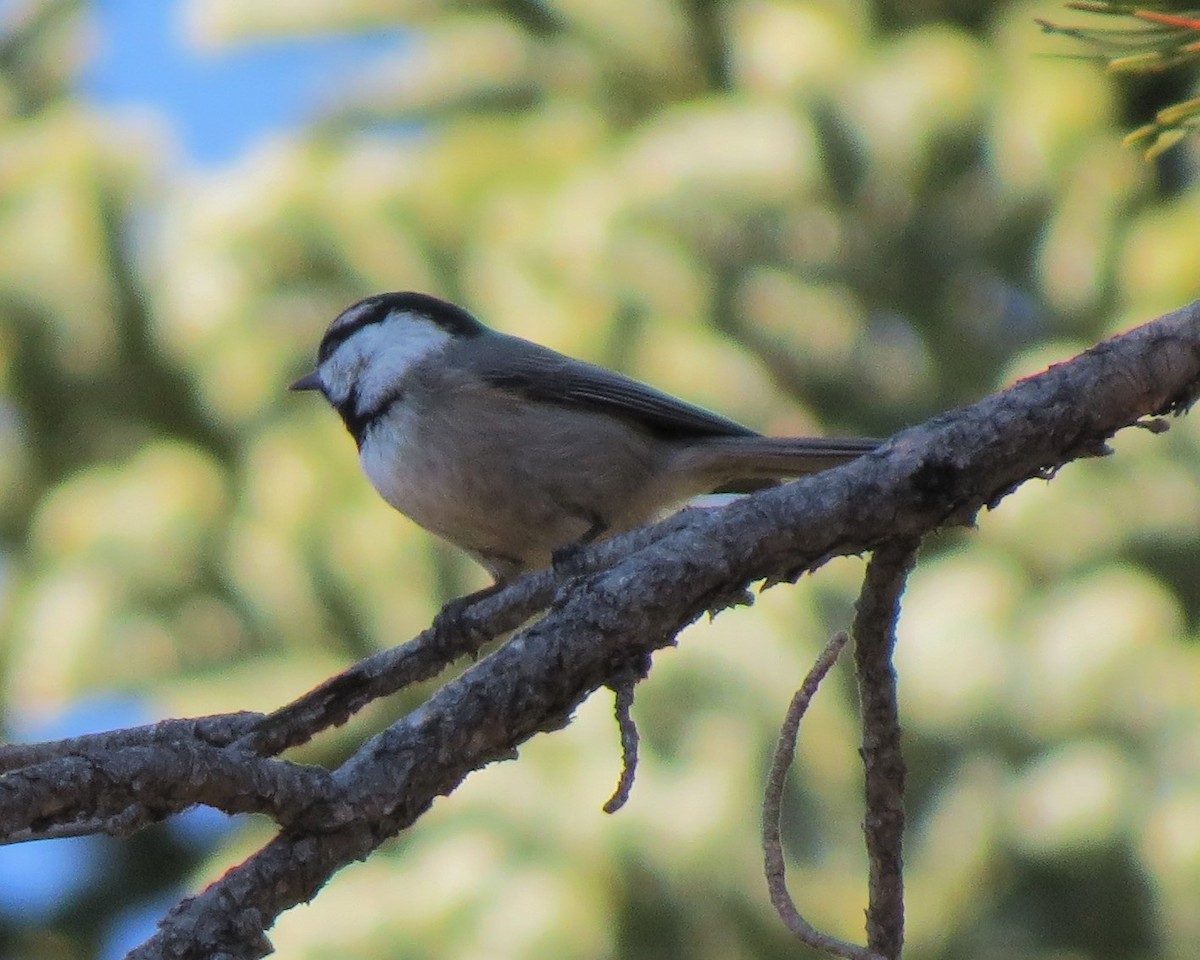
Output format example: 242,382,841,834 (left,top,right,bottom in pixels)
761,632,883,960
